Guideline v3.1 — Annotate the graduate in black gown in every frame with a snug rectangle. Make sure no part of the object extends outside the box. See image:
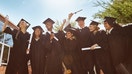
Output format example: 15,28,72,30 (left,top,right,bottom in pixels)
122,24,132,74
67,13,93,74
29,26,50,74
2,18,30,74
43,18,63,74
75,17,94,74
88,20,115,74
57,19,83,74
103,16,129,74
64,13,91,74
